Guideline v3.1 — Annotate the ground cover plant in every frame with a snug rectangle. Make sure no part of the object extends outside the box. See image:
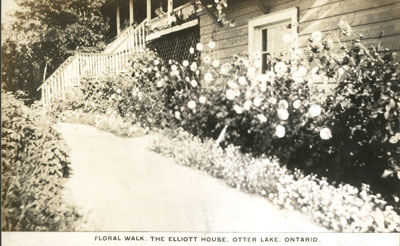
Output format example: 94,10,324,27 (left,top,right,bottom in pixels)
150,128,400,232
1,92,80,231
